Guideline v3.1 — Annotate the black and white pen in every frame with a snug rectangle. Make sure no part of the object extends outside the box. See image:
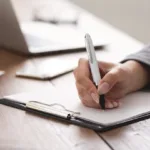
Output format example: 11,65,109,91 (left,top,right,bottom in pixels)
85,33,105,109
